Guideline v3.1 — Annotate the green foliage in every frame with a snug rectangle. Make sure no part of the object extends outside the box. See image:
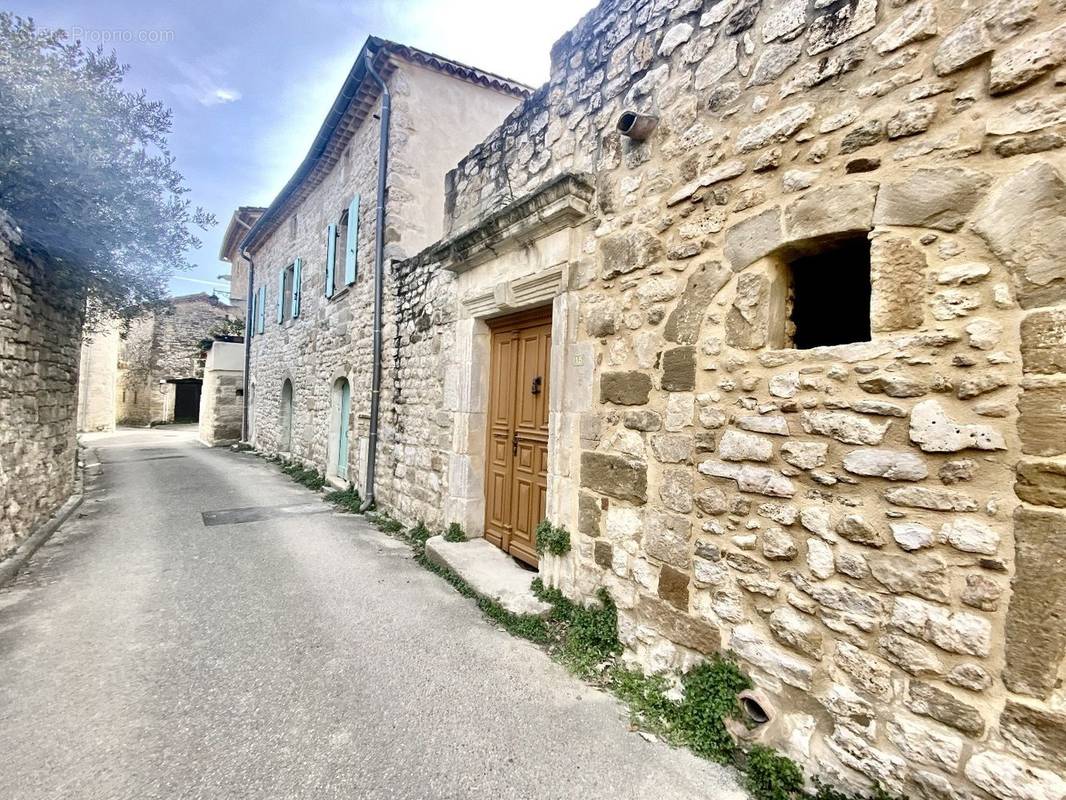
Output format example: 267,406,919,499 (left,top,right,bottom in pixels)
675,657,752,761
0,14,214,318
532,578,620,676
281,460,325,490
368,512,403,534
745,745,804,800
325,486,362,513
610,667,680,736
534,519,571,556
407,521,432,546
198,317,245,350
811,780,905,800
443,522,466,542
